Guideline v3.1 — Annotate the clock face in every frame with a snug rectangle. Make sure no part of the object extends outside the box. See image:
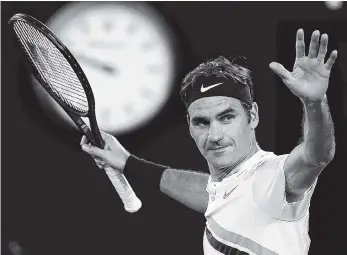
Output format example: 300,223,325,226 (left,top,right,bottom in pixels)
37,2,176,134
